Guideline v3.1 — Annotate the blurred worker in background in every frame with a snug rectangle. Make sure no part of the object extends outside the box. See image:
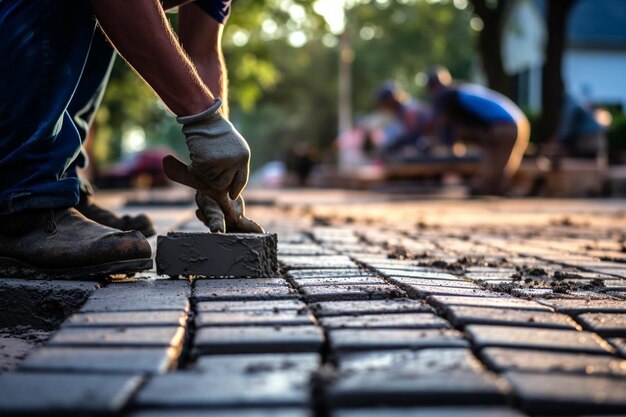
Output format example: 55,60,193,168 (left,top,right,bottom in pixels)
427,66,530,195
